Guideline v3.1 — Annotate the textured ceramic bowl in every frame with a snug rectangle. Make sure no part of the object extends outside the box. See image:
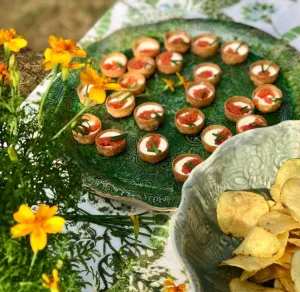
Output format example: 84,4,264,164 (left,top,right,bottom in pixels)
172,120,300,292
